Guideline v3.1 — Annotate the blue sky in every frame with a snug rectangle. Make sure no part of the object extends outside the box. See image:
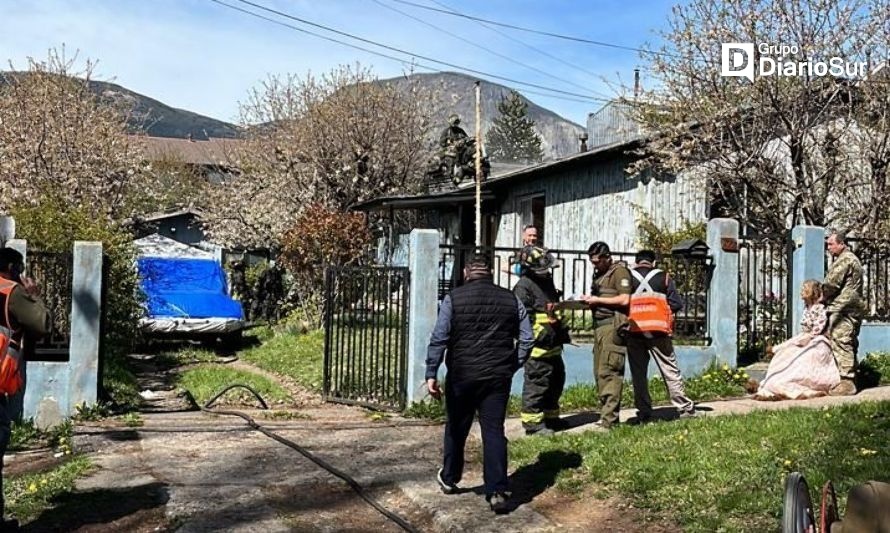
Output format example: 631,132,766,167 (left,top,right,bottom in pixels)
0,0,676,126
